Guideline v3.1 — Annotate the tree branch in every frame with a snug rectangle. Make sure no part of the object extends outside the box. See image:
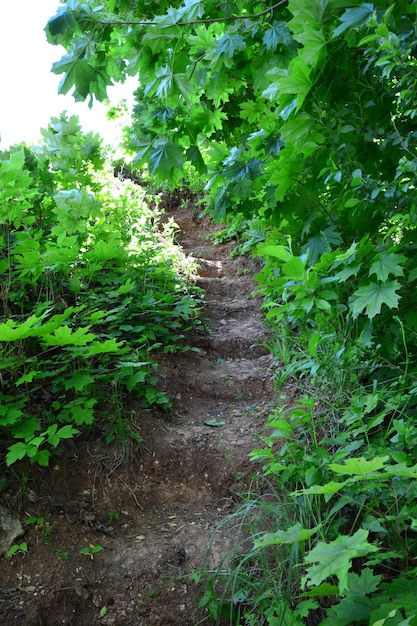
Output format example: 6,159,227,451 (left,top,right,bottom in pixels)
93,1,287,28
